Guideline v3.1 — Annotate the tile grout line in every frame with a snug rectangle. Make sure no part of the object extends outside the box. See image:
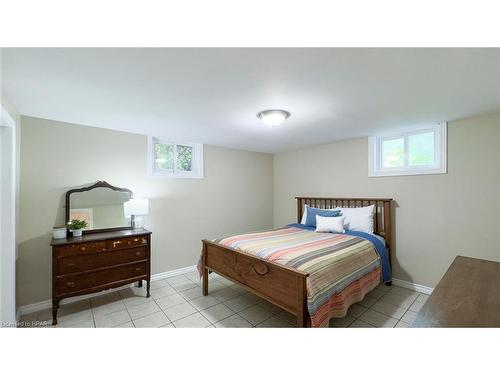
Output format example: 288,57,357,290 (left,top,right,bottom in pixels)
161,275,213,326
393,297,412,328
360,289,420,328
121,290,139,327
89,297,97,328
219,293,277,327
192,283,253,327
356,289,389,327
180,275,278,327
356,287,408,327
176,274,252,326
143,275,200,325
124,289,167,327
